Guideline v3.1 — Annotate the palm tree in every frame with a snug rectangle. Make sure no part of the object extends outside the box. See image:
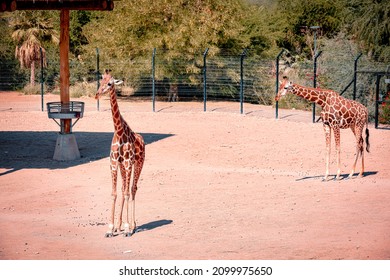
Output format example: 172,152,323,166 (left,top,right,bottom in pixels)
9,11,59,86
